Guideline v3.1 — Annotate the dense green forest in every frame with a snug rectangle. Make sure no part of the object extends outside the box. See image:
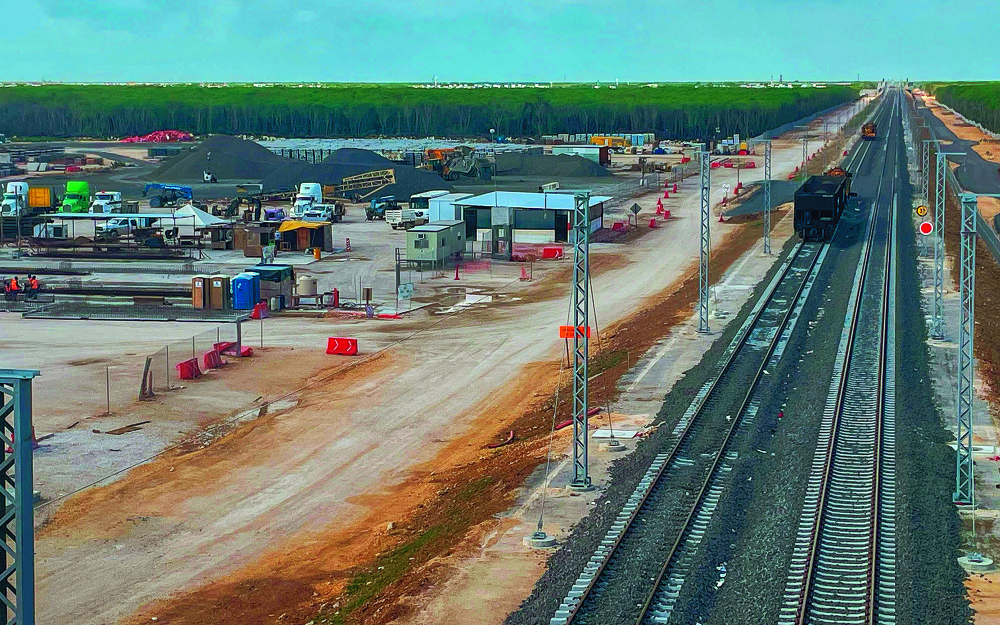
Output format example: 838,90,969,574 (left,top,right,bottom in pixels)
927,82,1000,134
0,83,859,140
